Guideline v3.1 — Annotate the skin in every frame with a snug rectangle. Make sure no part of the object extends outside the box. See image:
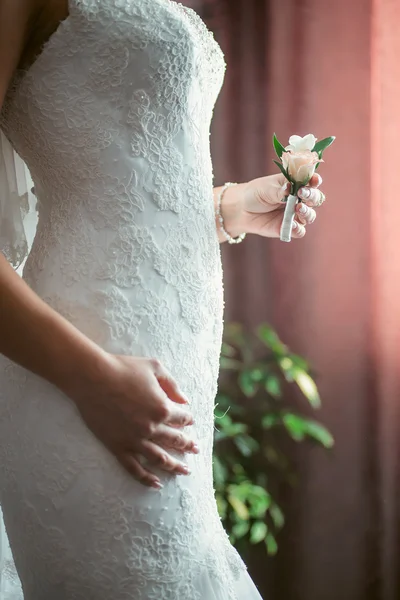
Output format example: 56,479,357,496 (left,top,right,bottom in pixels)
0,0,325,489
